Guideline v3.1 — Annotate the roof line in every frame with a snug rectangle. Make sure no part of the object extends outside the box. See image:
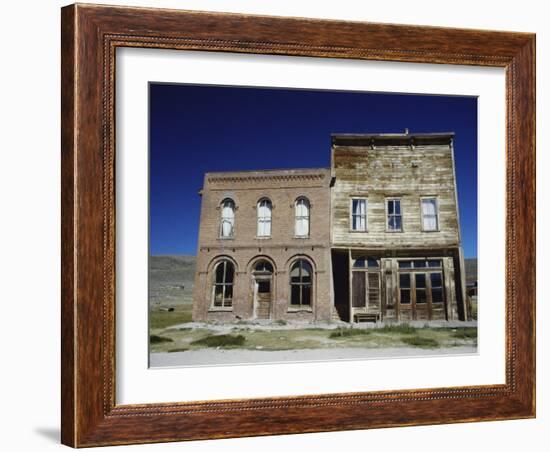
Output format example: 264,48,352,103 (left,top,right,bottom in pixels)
205,167,330,176
331,132,455,139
